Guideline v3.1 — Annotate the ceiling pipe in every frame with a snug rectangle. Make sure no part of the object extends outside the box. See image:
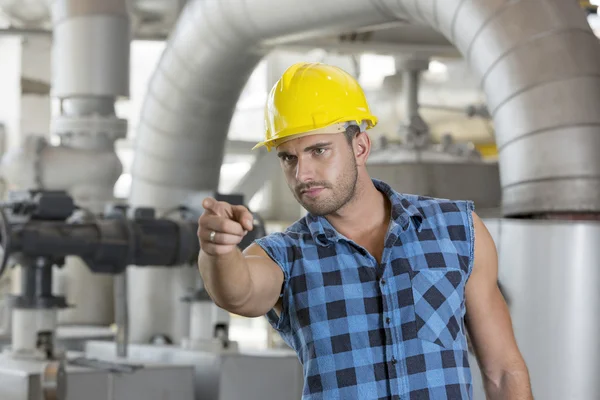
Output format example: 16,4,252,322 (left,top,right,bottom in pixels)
131,0,600,217
128,0,399,211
